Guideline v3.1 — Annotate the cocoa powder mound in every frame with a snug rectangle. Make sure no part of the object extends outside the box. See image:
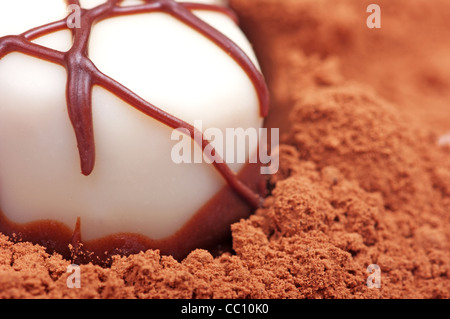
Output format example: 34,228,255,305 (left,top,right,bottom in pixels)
0,0,449,298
